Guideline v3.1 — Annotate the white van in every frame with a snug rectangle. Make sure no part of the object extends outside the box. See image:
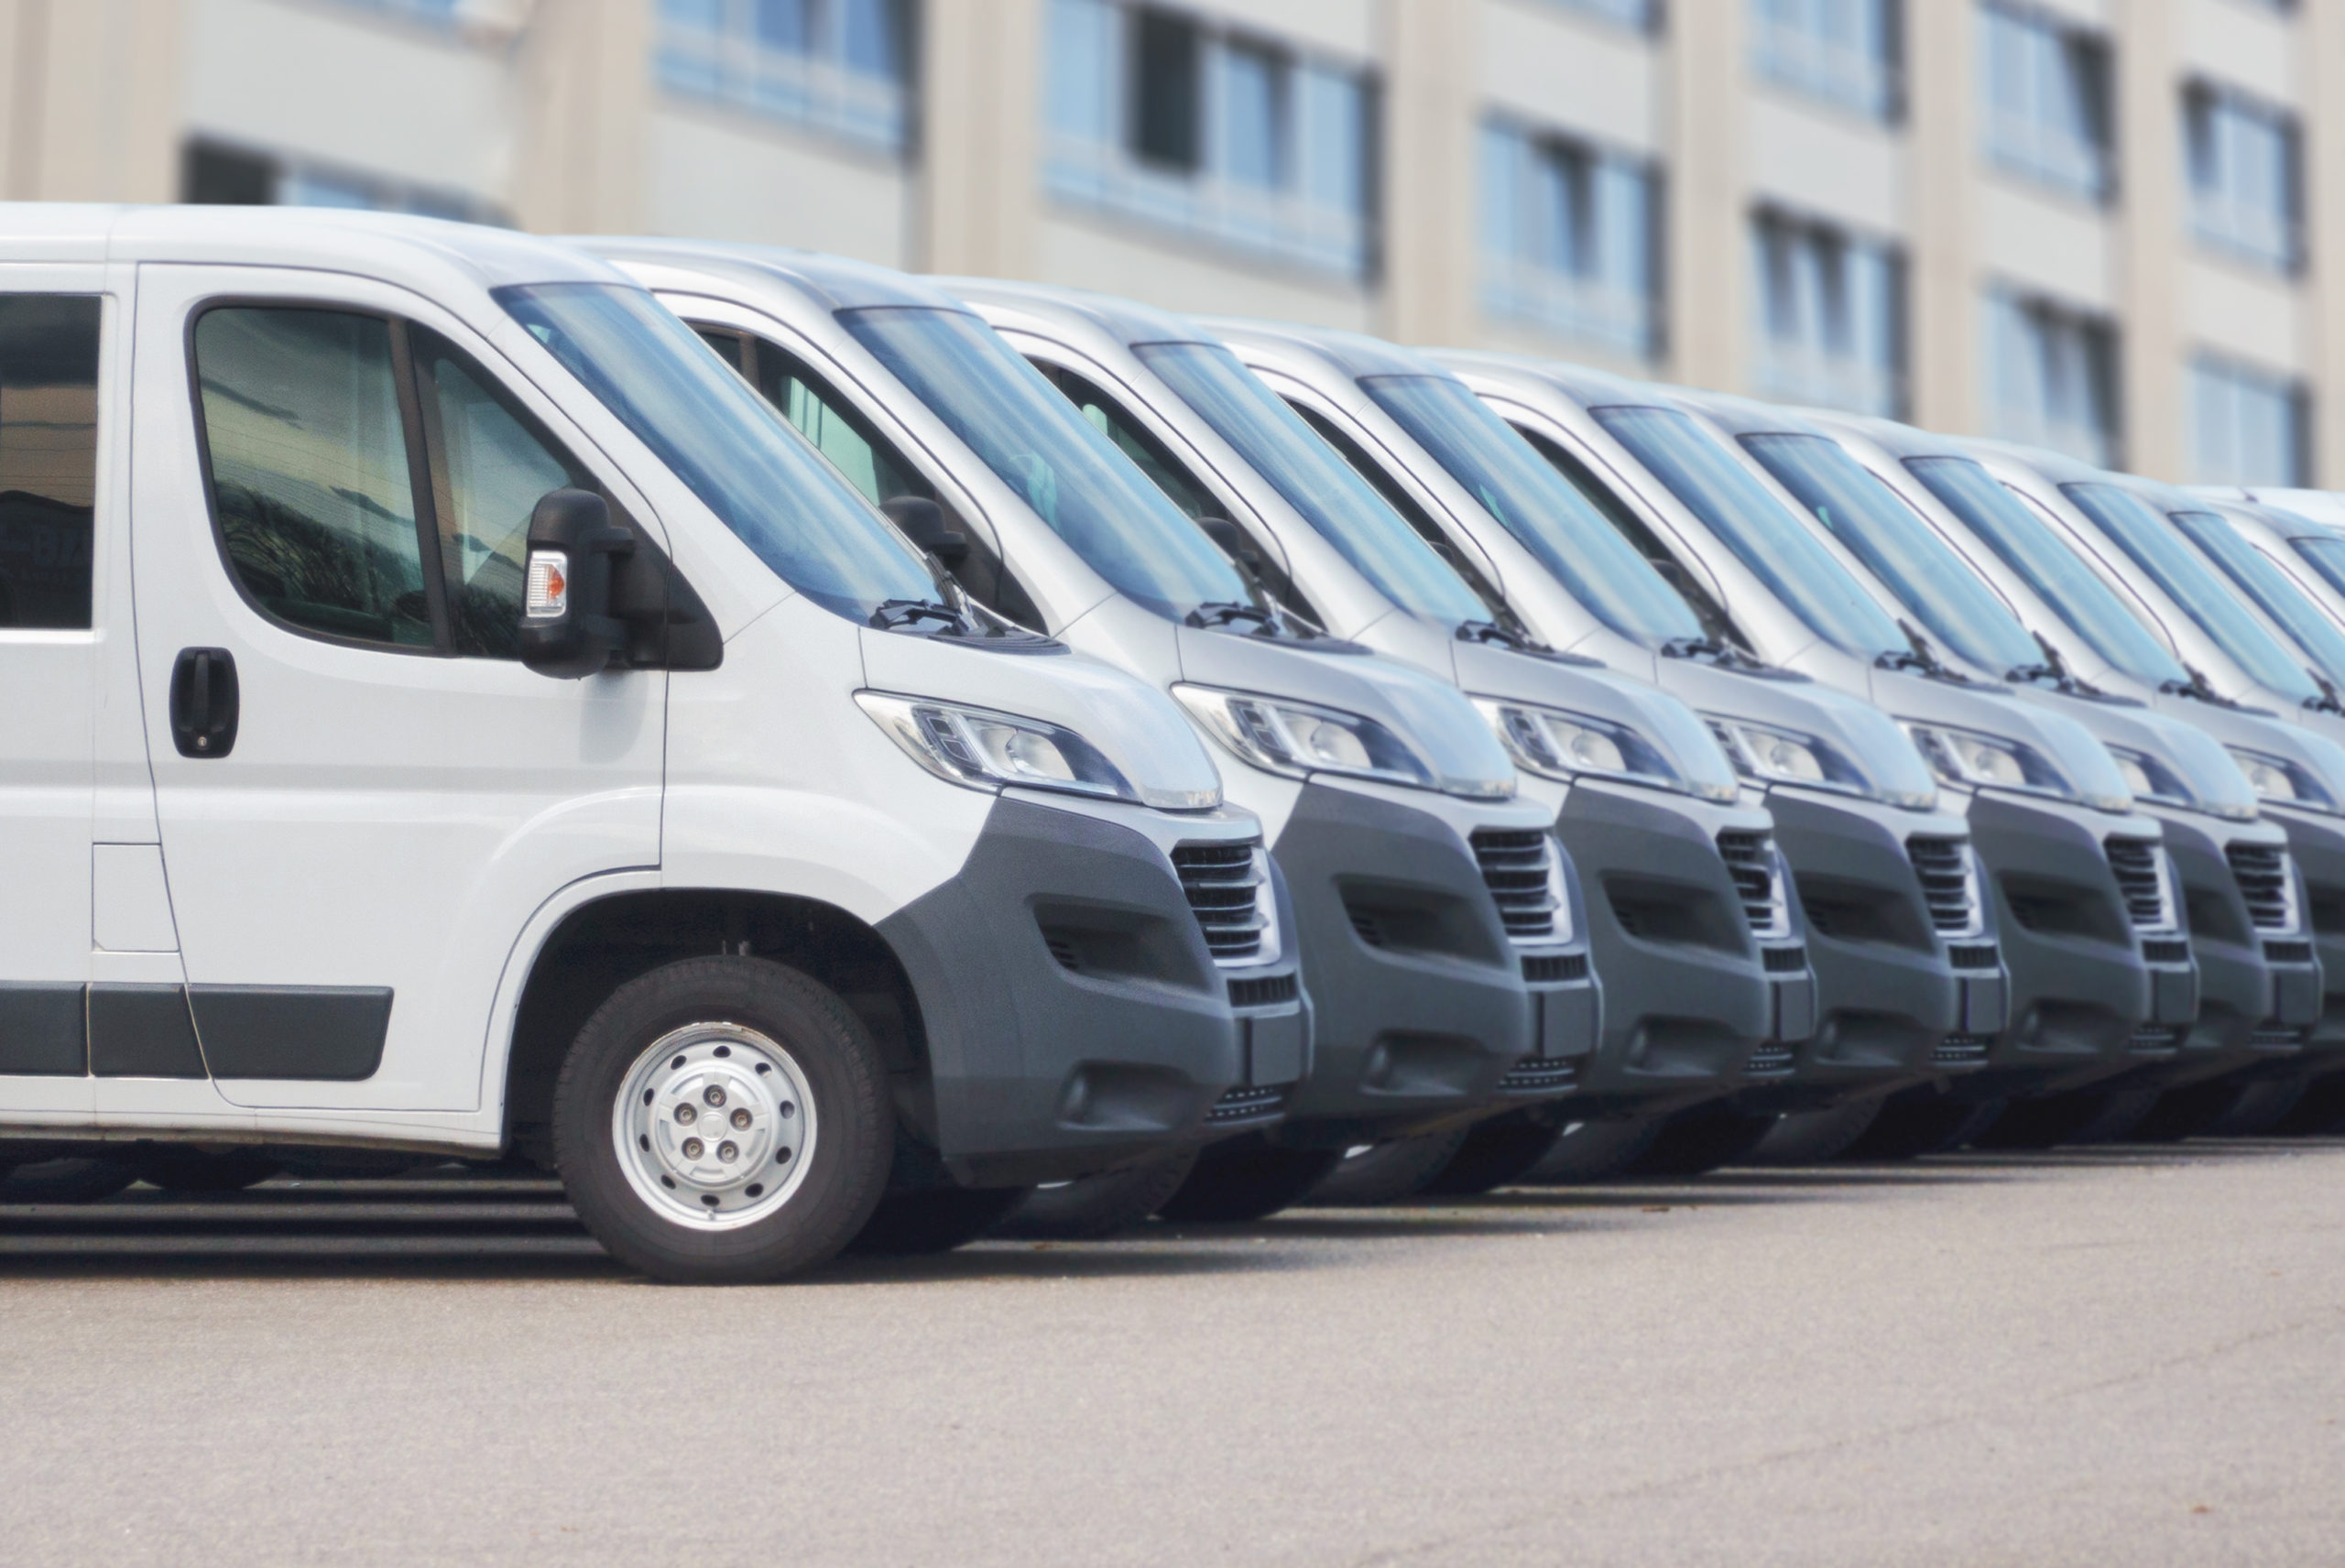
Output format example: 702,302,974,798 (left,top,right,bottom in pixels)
0,206,1294,1281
